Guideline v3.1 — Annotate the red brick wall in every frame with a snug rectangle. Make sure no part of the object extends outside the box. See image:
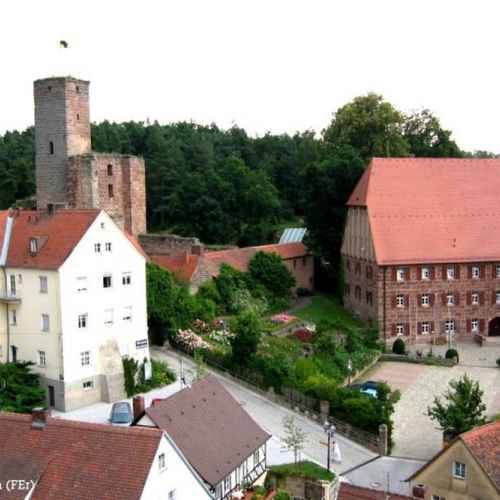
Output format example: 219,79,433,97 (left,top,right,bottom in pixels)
344,258,500,342
283,255,314,292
